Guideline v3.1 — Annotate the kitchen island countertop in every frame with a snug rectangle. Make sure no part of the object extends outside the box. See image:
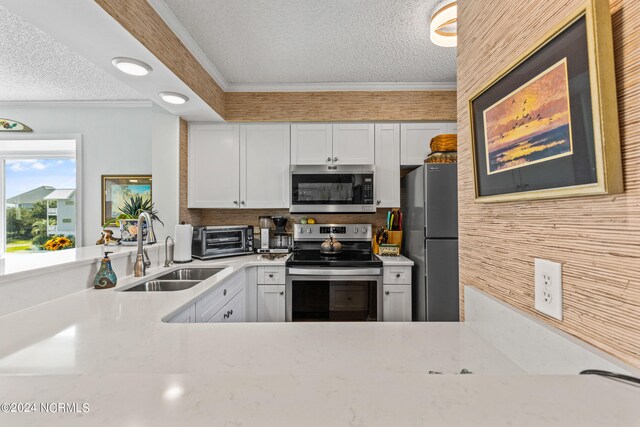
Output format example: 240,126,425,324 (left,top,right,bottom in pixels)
0,254,636,426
